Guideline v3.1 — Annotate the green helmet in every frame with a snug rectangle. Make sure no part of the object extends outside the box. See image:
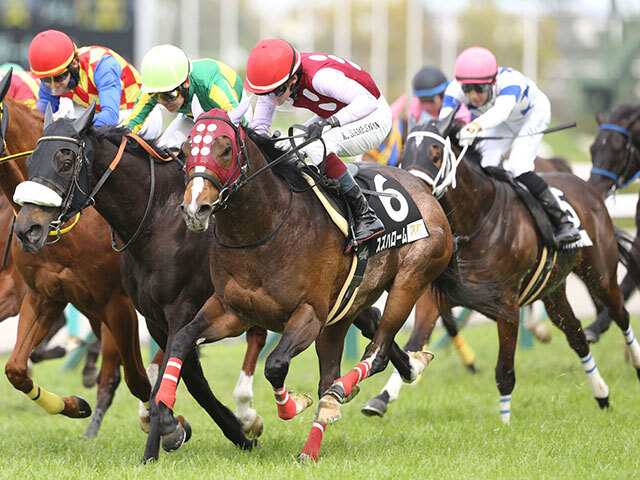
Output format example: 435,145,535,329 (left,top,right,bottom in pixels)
0,62,24,71
140,44,192,93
